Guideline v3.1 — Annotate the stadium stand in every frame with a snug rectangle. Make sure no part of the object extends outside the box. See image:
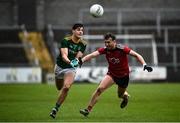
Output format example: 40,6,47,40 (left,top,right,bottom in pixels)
0,29,29,66
19,31,54,72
